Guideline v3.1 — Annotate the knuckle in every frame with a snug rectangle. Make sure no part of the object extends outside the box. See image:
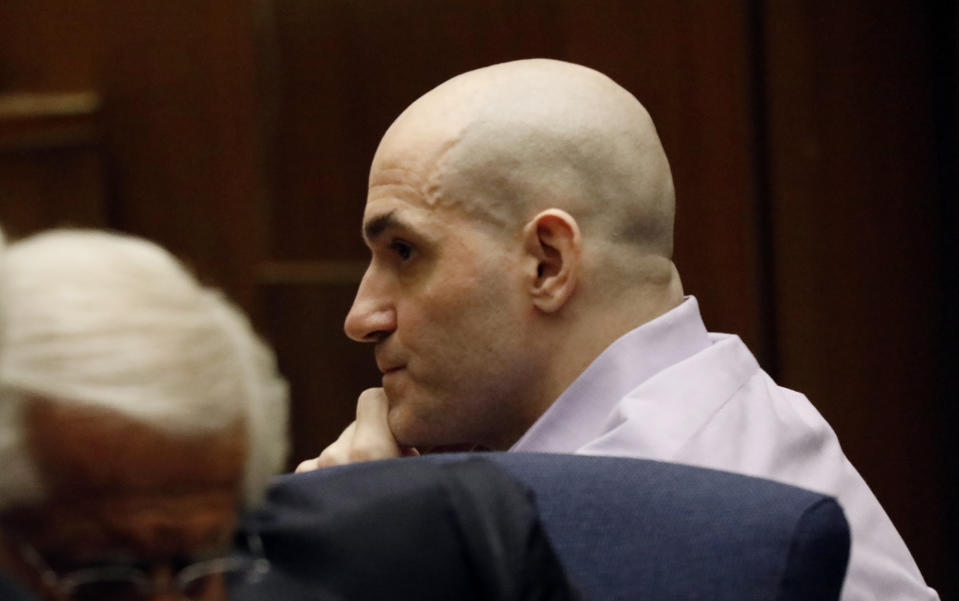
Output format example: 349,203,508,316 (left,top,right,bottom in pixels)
350,437,396,463
317,445,348,467
294,458,318,473
350,447,377,463
356,388,386,412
